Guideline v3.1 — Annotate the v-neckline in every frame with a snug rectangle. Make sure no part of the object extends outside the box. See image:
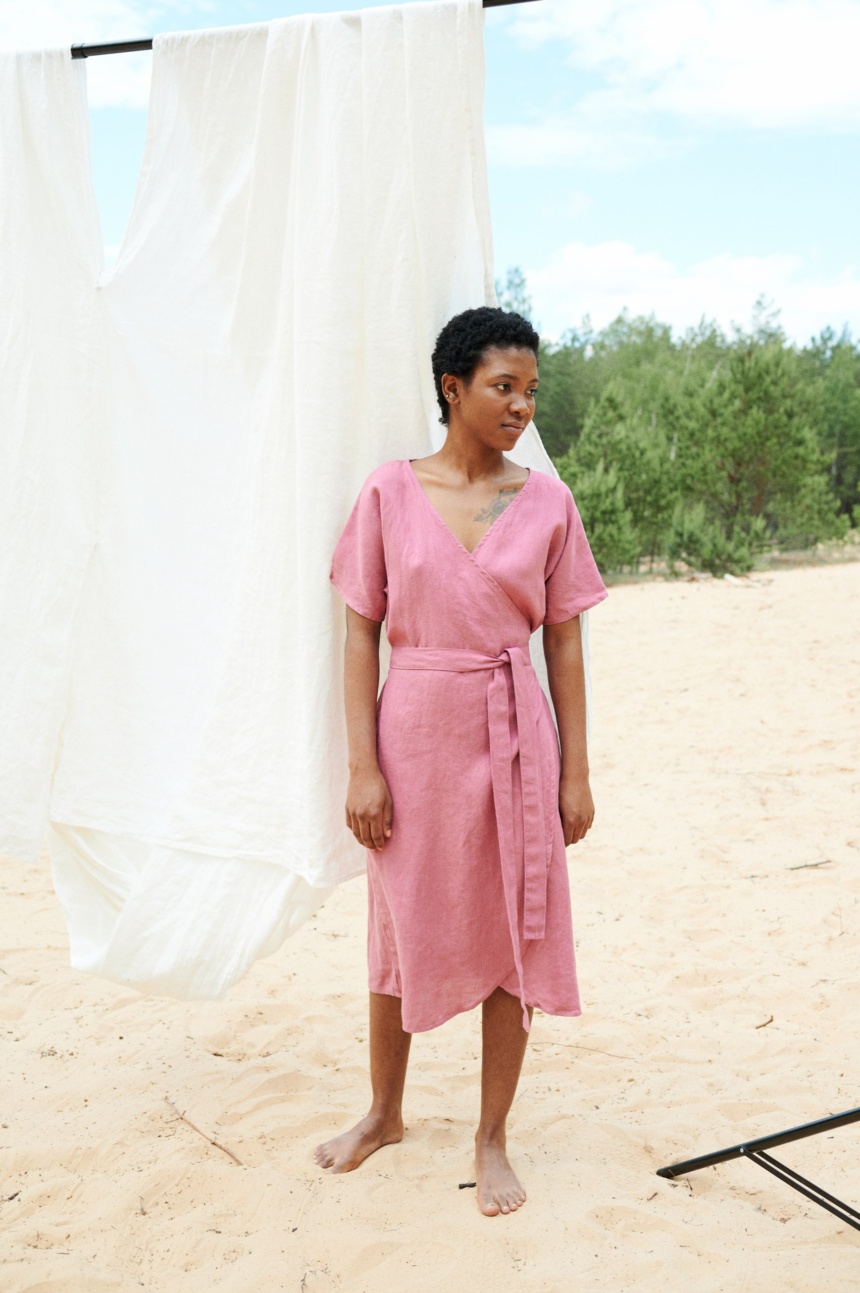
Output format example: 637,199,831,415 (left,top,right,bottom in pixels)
404,459,532,560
